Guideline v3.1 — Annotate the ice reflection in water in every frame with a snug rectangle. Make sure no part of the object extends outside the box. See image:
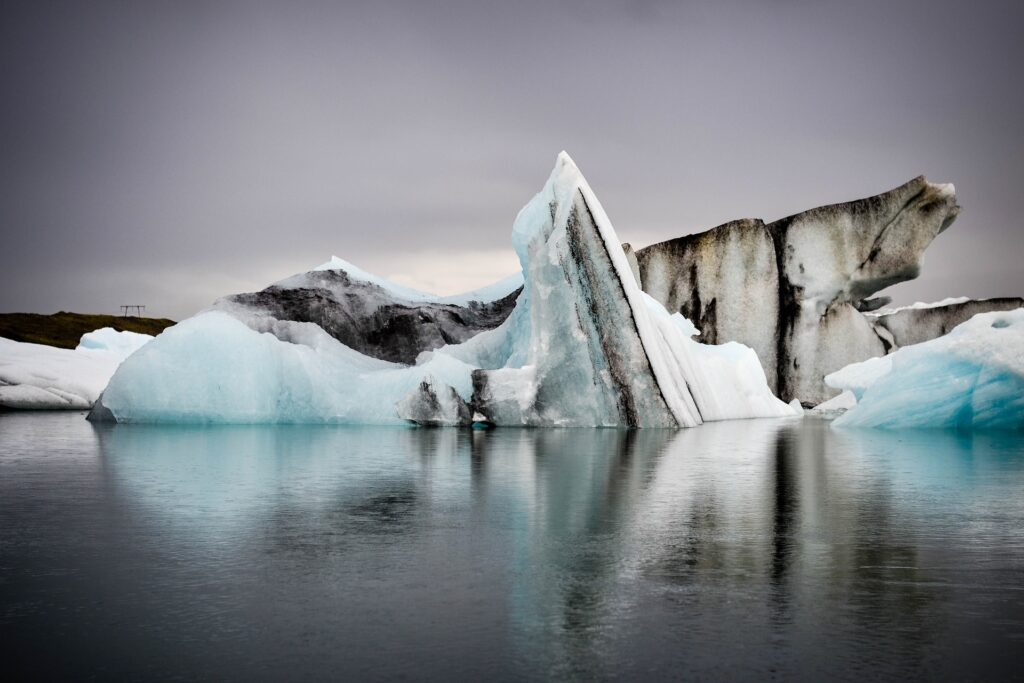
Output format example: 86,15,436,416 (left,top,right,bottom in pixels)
1,412,1023,680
